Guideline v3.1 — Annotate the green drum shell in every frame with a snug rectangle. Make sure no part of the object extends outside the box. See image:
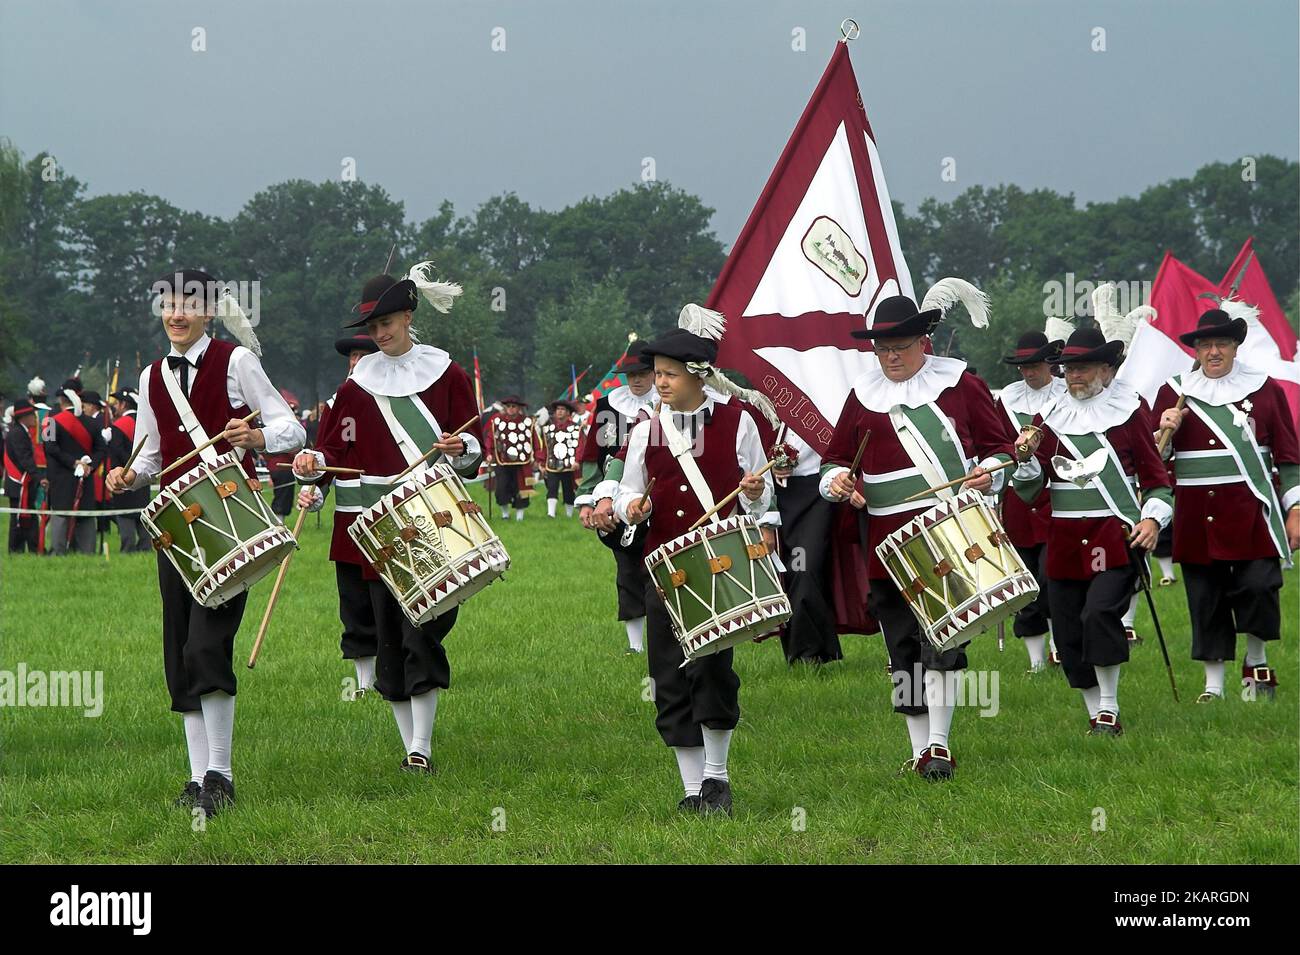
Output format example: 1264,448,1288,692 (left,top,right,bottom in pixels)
646,516,791,661
143,456,295,607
